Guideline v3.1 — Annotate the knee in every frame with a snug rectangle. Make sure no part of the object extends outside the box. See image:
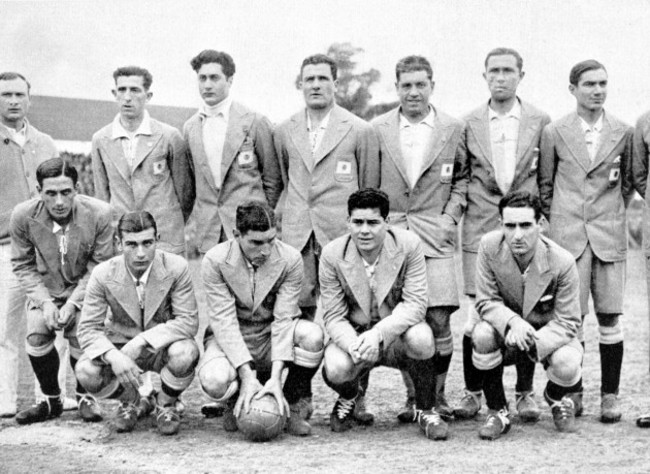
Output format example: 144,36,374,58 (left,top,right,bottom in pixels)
323,345,355,385
166,339,200,374
75,358,105,393
294,320,324,352
547,346,582,385
26,332,54,350
403,322,435,360
472,321,500,354
198,360,236,399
